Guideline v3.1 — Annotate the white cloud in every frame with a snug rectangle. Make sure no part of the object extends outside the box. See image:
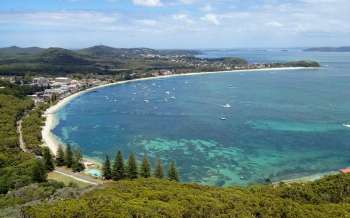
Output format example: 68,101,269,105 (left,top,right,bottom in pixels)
201,14,220,25
132,0,162,7
179,0,197,4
